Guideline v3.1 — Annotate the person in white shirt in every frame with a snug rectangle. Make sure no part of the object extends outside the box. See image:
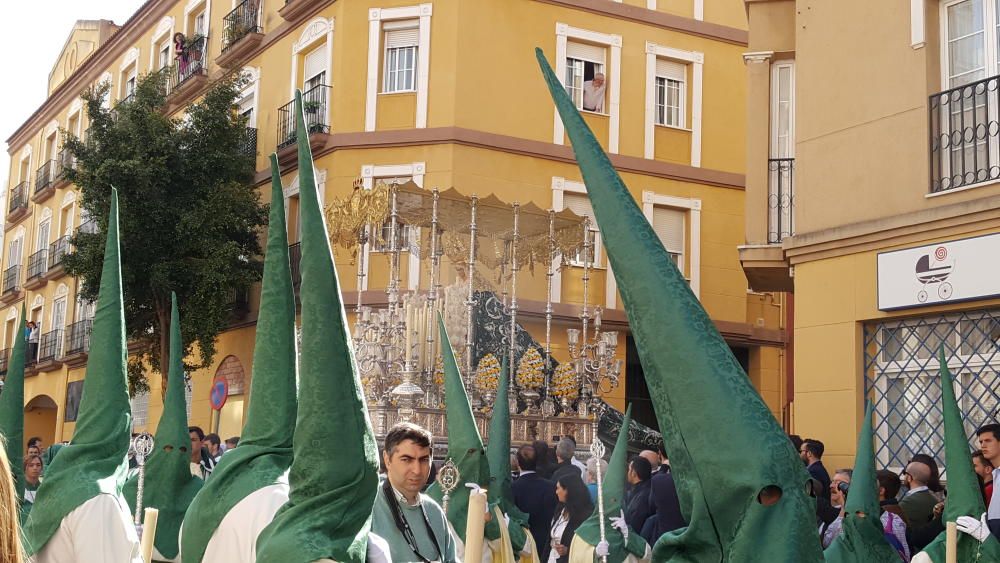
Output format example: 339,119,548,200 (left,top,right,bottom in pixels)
582,73,606,113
